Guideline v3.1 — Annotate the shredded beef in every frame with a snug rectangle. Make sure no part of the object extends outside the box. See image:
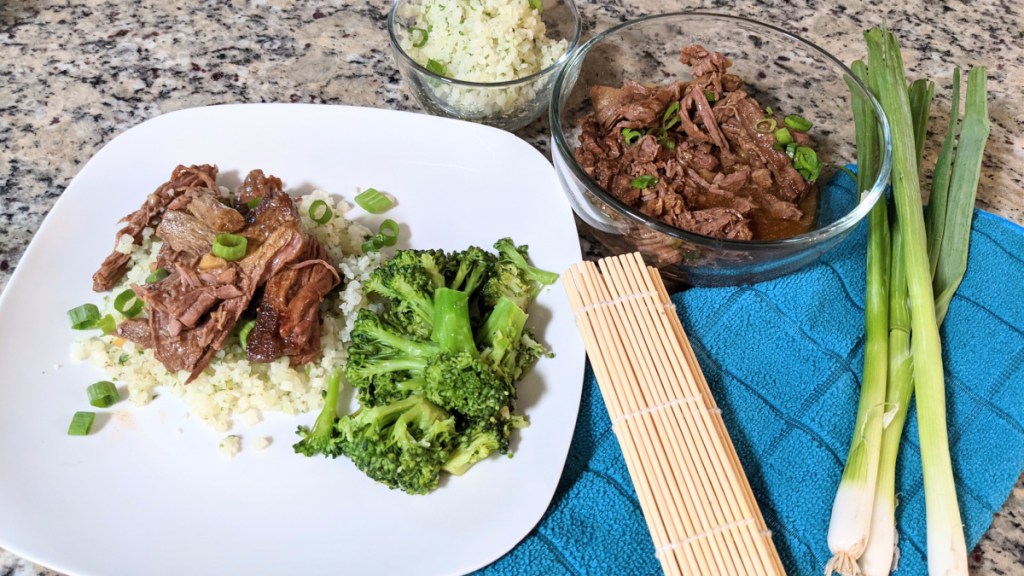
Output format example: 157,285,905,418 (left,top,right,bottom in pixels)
94,167,342,382
574,44,819,242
